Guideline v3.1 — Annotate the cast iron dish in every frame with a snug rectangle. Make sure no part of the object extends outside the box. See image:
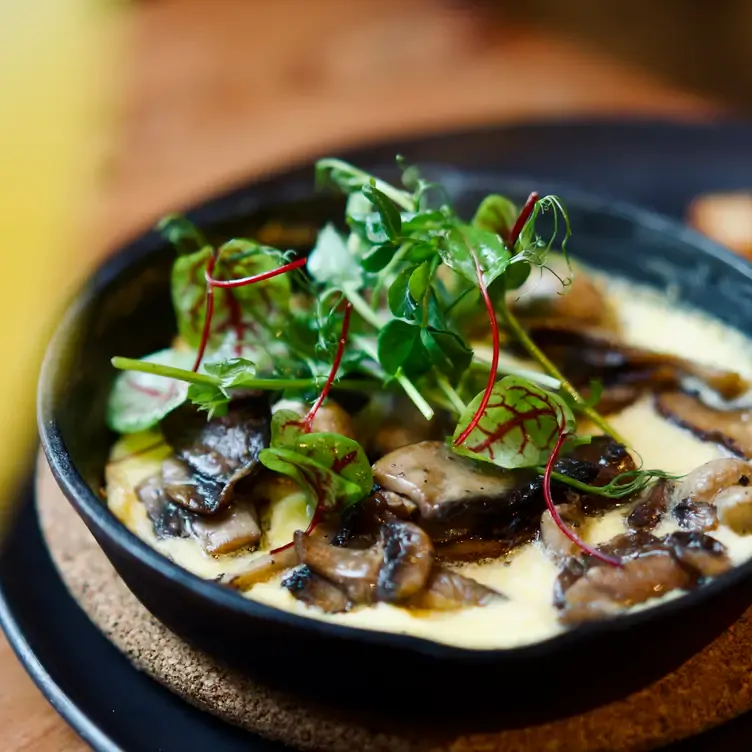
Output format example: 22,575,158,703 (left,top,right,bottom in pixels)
38,164,752,726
